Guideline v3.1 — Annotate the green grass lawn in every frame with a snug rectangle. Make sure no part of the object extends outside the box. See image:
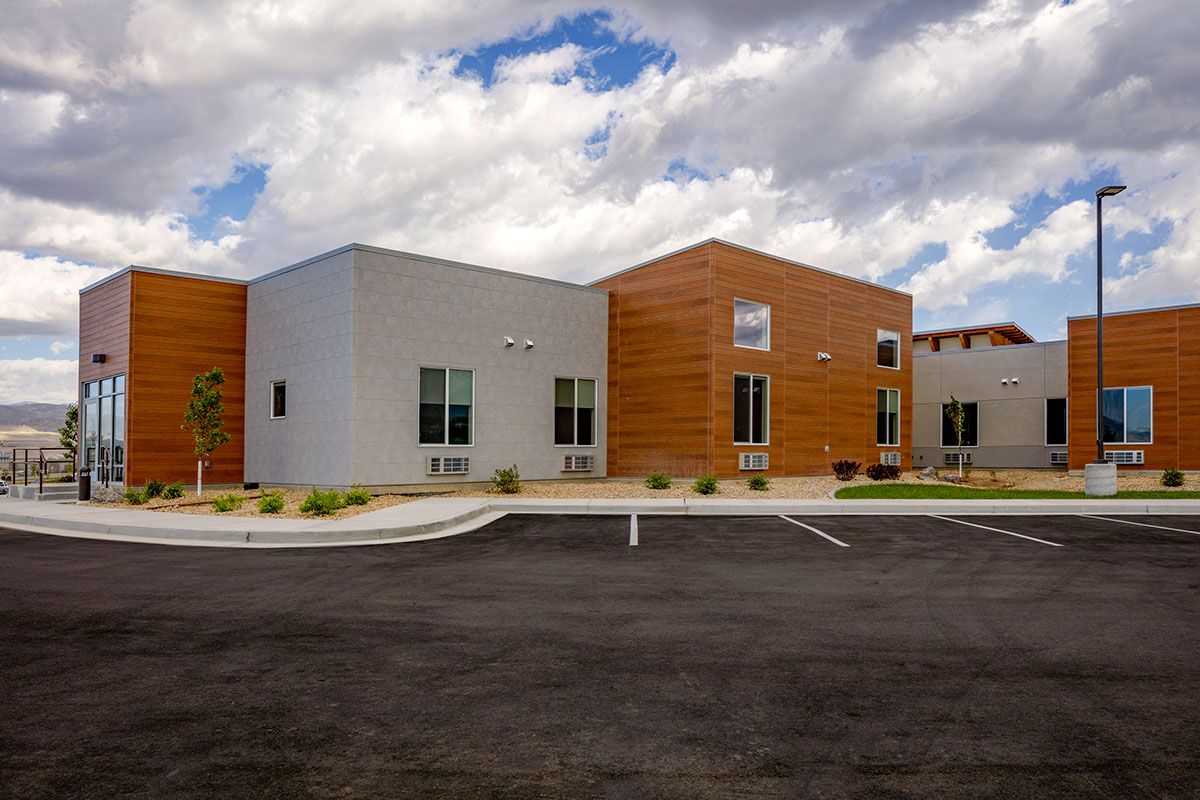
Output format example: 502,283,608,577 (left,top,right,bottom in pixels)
834,484,1200,500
